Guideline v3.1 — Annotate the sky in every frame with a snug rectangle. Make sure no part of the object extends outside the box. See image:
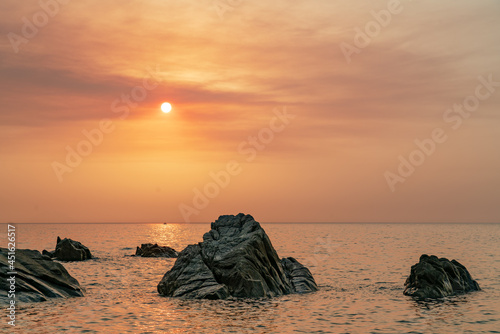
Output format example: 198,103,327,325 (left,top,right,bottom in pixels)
1,0,499,223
